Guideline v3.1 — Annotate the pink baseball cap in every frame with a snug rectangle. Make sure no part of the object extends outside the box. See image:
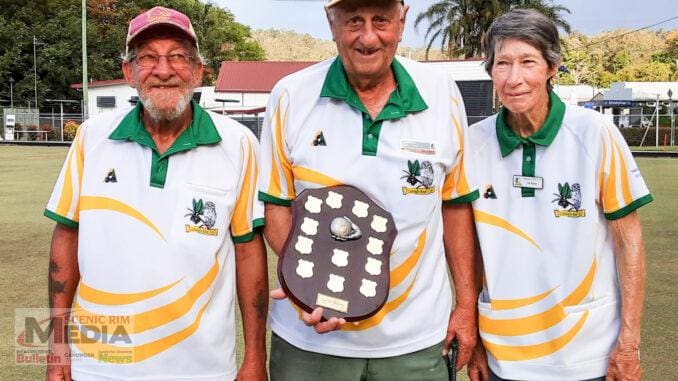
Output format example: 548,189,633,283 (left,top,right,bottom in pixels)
126,6,199,54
